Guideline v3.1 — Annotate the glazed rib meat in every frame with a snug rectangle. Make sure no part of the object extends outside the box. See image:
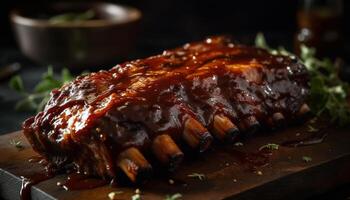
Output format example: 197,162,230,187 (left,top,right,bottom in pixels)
23,36,309,182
